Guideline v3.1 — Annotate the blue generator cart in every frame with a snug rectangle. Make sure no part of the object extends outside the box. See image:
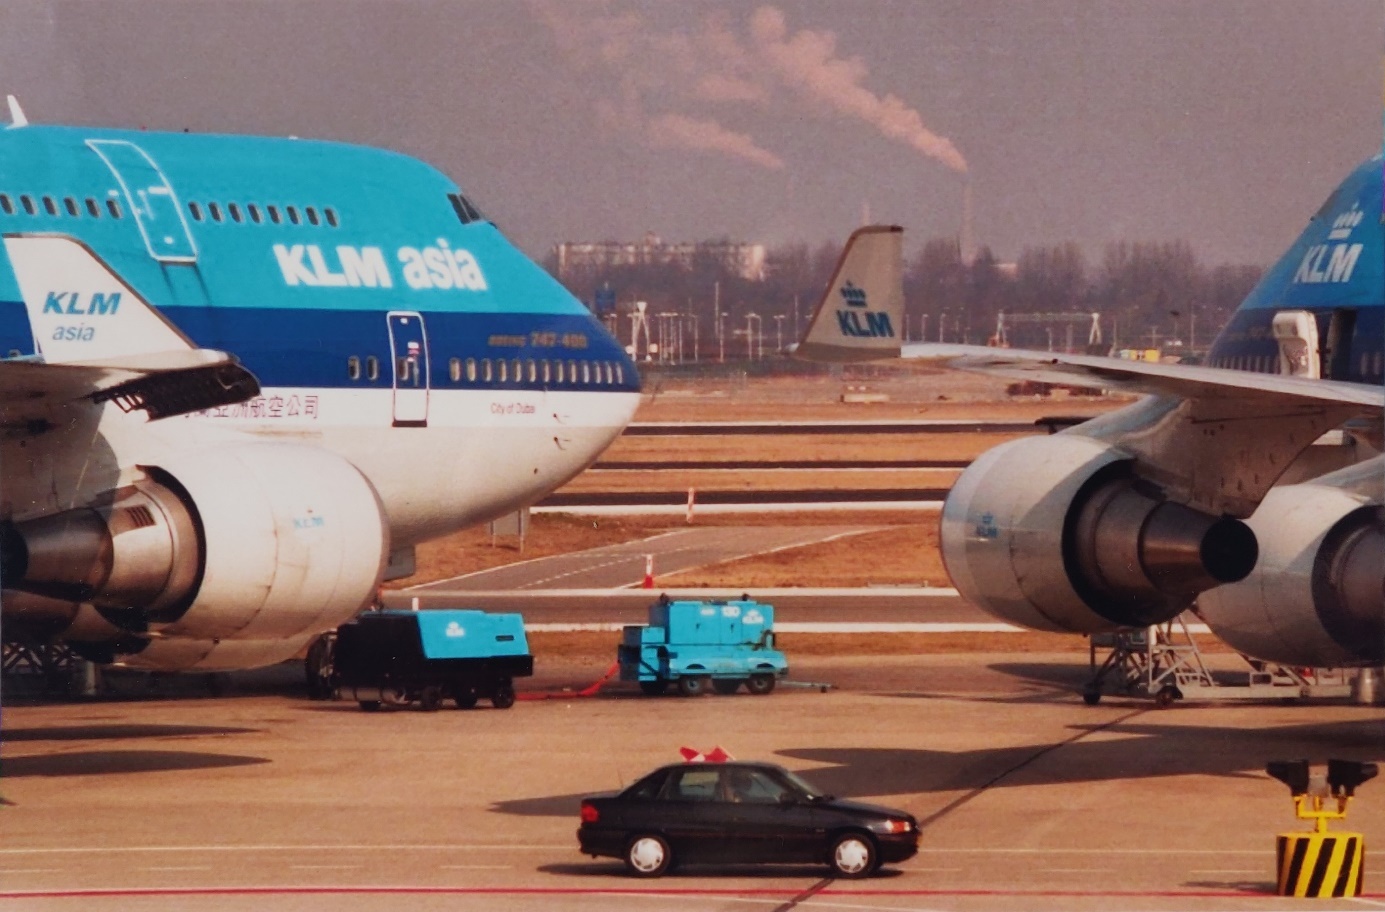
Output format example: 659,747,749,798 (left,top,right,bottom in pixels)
334,609,533,711
619,597,788,696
